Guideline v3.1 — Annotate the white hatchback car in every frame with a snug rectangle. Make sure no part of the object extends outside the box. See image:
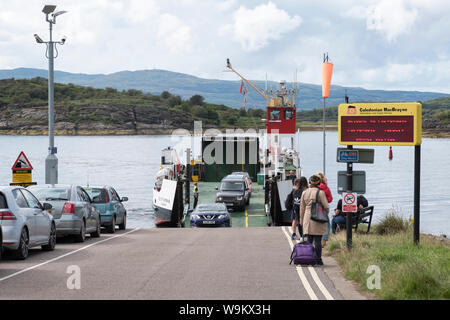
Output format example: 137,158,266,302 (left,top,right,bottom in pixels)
0,186,56,260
